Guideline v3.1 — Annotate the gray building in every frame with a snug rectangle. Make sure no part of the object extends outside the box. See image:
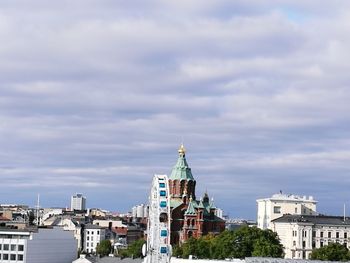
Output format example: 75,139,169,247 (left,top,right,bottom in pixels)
0,226,77,263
